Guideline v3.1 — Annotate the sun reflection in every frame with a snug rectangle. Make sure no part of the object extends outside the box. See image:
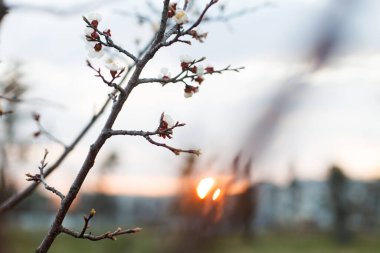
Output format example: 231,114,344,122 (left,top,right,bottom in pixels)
196,177,215,199
212,188,221,201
